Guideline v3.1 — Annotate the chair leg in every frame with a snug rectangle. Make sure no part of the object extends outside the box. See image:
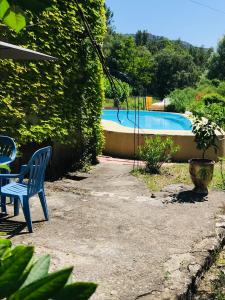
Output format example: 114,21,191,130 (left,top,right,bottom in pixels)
14,198,19,216
1,196,7,214
38,191,49,221
21,197,33,233
0,169,9,214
